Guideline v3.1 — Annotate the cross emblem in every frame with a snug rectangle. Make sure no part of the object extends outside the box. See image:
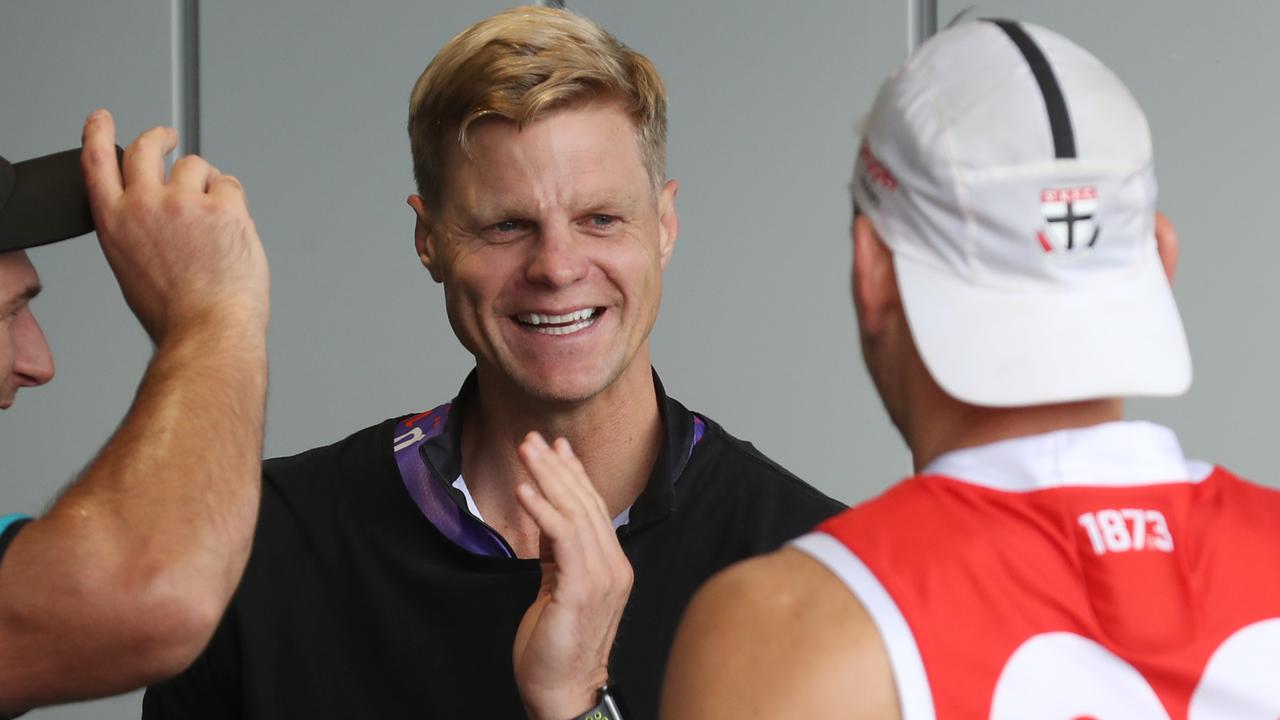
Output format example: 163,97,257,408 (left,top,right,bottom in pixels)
1039,187,1100,254
1046,201,1100,250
